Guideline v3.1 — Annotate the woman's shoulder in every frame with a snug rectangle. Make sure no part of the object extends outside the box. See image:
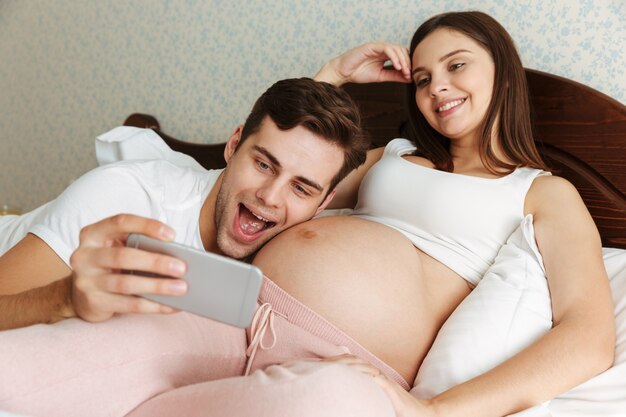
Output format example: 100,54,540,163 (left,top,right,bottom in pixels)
383,138,416,155
529,174,578,195
381,138,435,168
526,174,585,215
